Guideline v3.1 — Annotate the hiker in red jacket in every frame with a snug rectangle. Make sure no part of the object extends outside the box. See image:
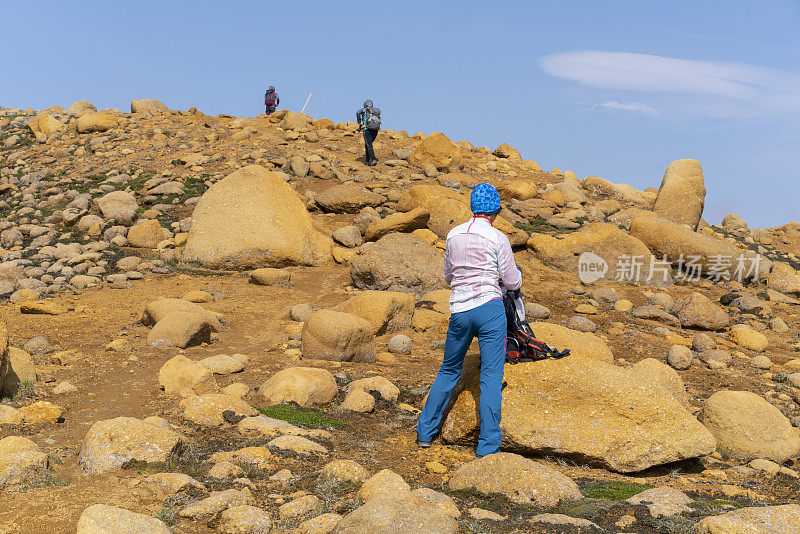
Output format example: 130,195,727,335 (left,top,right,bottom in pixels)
264,86,279,115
